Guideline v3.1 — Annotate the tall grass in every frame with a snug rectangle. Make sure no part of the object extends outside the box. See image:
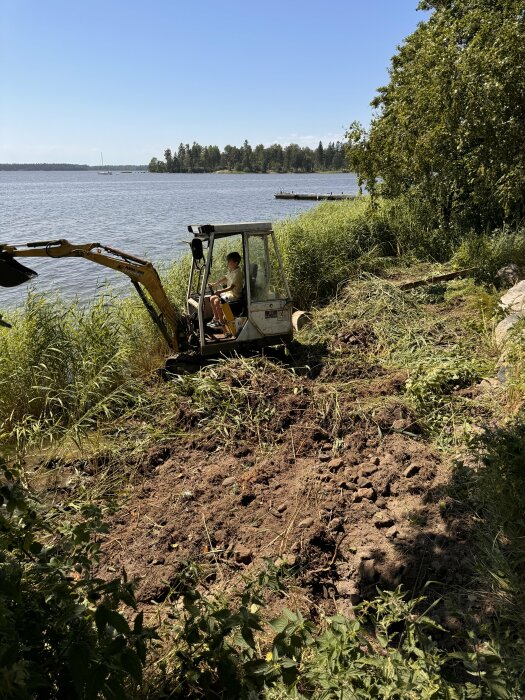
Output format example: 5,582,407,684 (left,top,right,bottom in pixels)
0,253,194,447
274,197,460,309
